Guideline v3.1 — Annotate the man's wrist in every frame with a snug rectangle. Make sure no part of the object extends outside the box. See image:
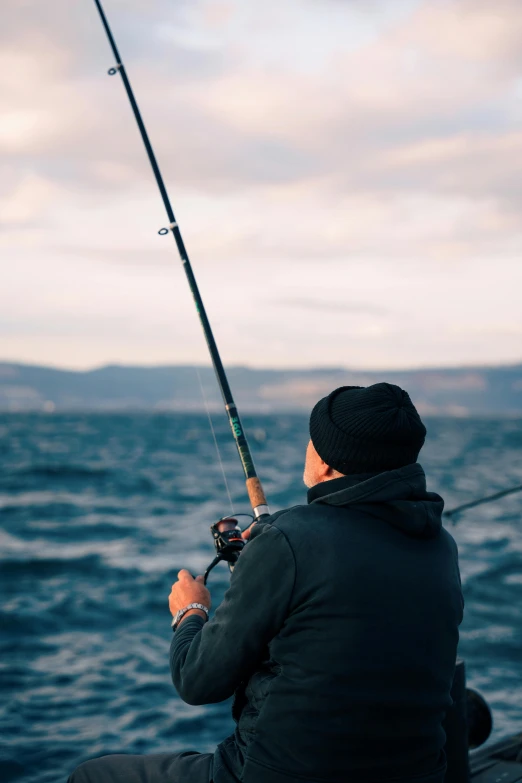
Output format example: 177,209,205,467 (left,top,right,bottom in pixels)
178,608,207,624
172,603,210,630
